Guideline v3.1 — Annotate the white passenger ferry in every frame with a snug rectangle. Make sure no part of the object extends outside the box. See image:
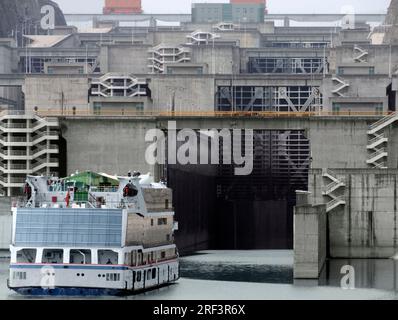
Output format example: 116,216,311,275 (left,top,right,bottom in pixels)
7,171,179,296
